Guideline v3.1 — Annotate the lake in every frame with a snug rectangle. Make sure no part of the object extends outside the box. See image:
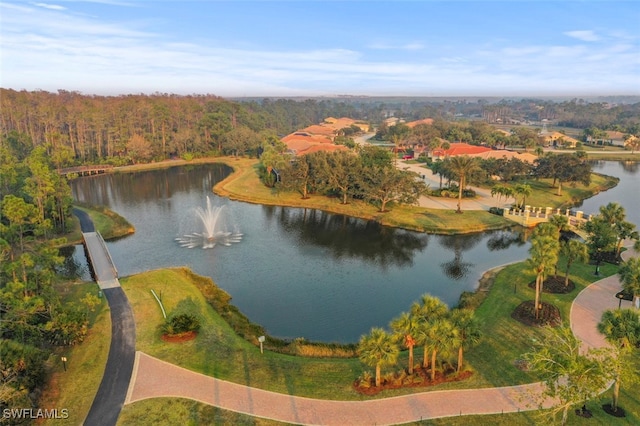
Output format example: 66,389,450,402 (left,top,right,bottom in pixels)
65,160,638,343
